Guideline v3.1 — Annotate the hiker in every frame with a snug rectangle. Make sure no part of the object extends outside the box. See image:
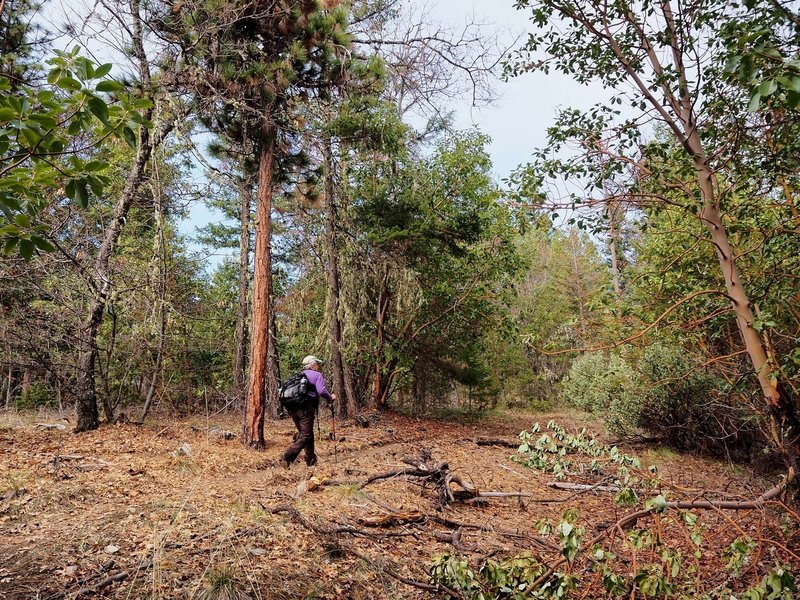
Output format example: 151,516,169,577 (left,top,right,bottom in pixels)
280,355,336,468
